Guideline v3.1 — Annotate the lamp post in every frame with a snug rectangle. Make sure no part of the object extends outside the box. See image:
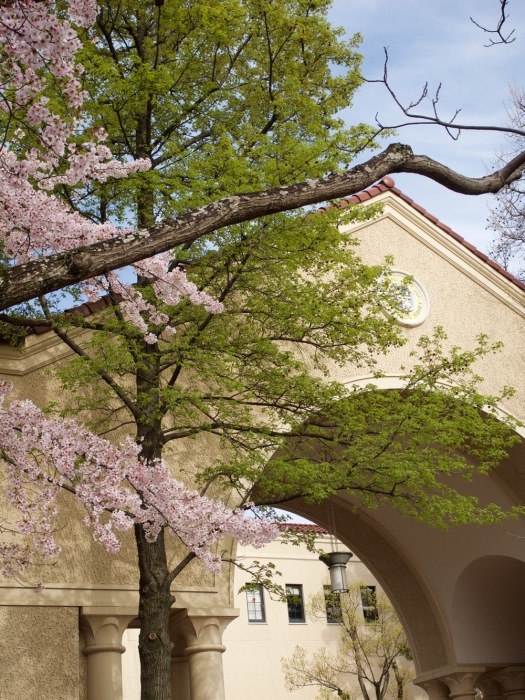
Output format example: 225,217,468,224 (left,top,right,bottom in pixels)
319,551,353,593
